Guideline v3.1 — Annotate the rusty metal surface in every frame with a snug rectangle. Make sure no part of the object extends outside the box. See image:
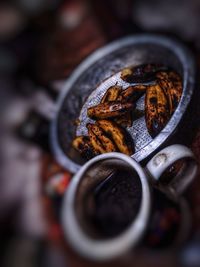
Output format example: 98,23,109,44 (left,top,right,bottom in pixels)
51,35,195,173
